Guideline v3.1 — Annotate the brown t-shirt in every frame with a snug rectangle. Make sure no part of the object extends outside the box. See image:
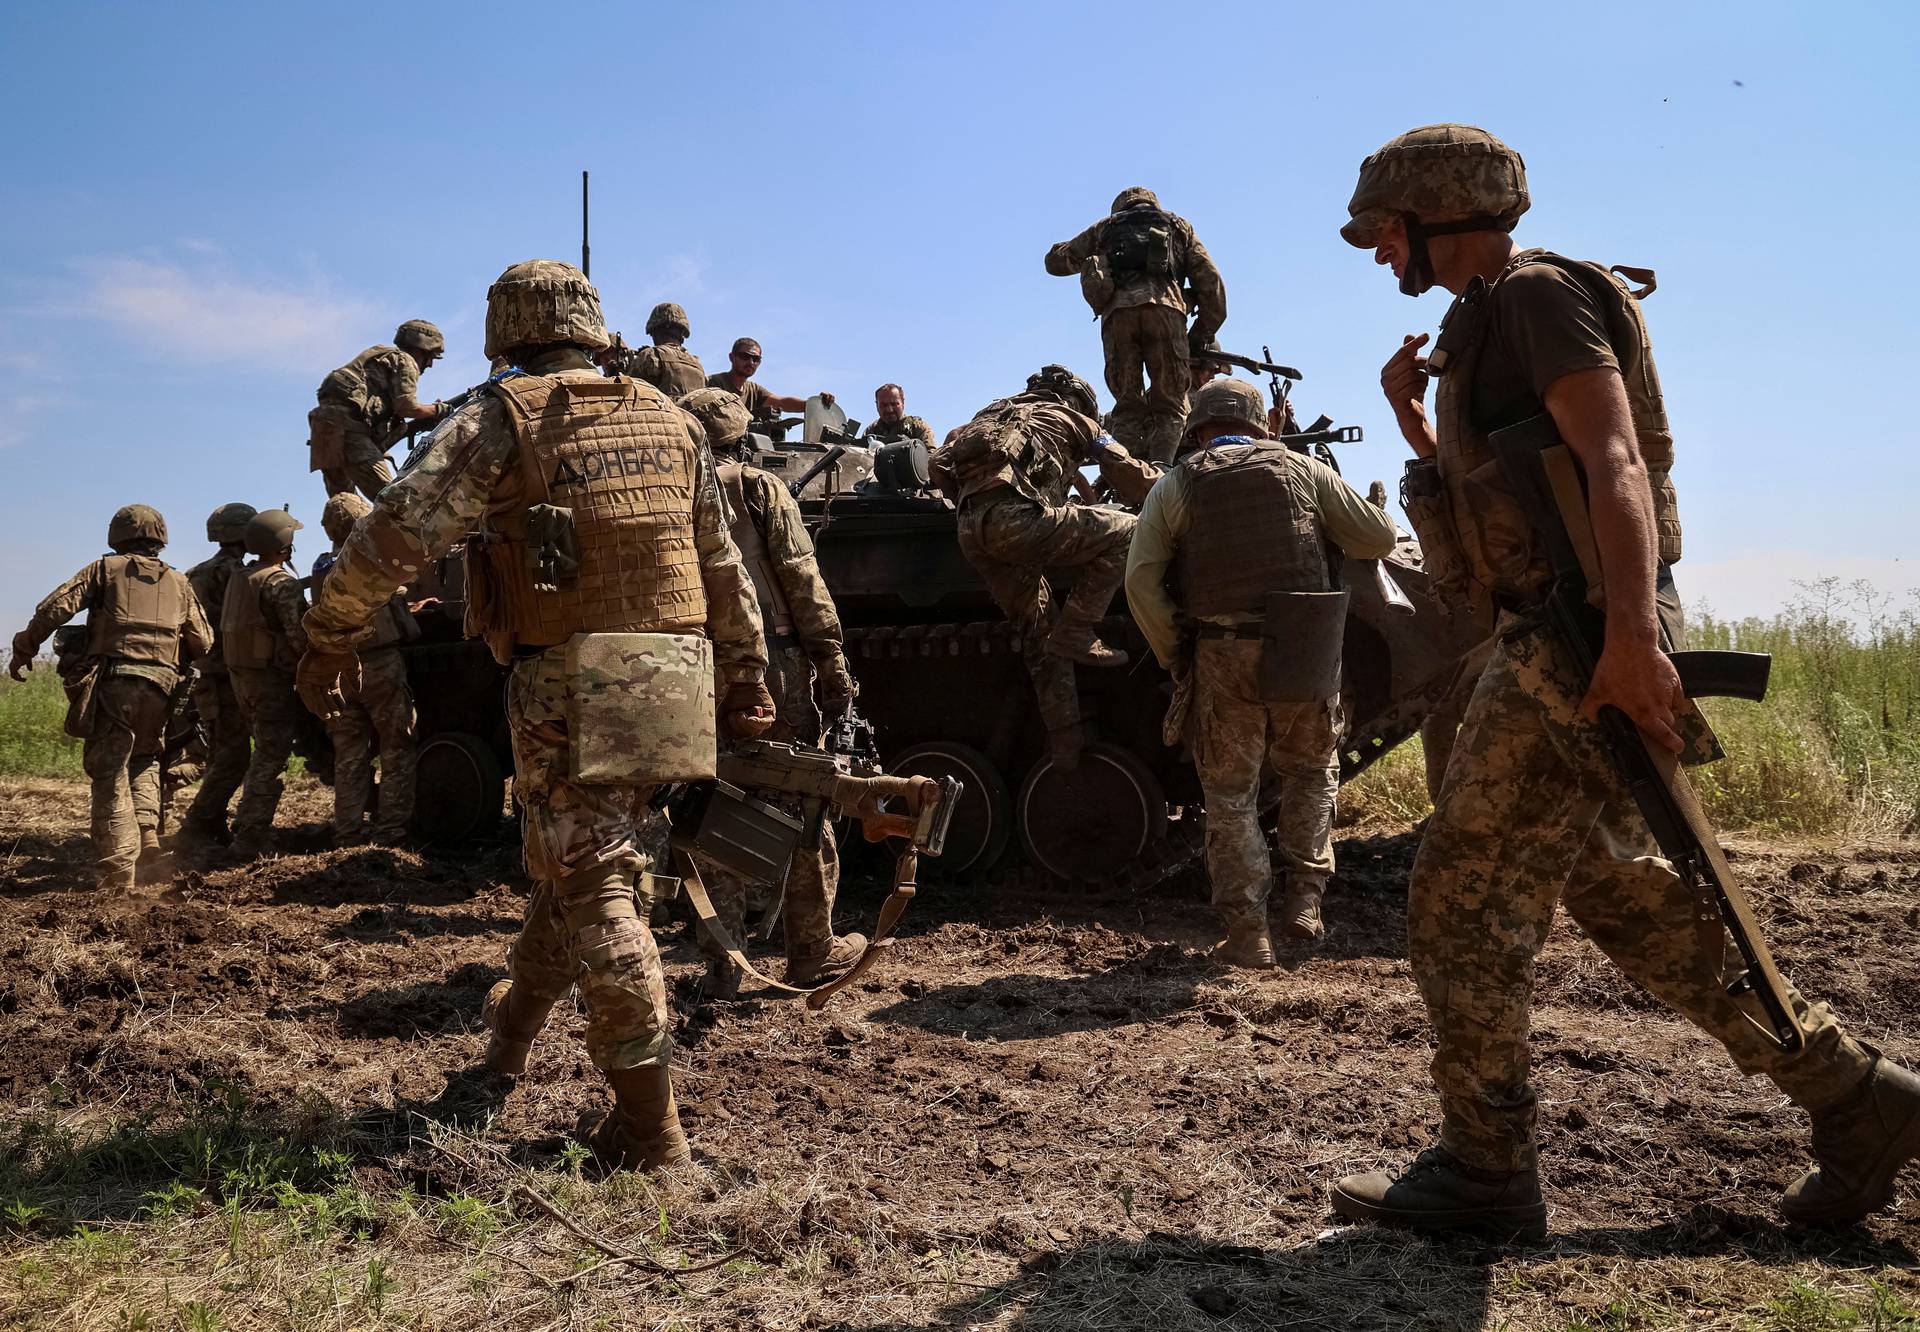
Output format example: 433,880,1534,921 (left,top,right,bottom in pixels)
705,372,773,422
1471,261,1620,433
